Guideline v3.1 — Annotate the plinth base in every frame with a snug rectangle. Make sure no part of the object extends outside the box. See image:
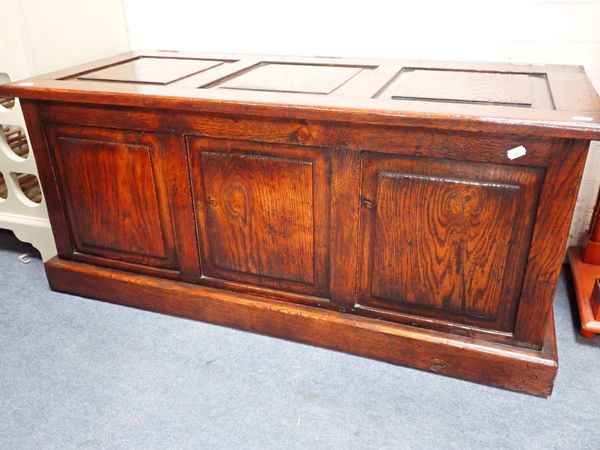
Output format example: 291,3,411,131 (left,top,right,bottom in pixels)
44,257,559,396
